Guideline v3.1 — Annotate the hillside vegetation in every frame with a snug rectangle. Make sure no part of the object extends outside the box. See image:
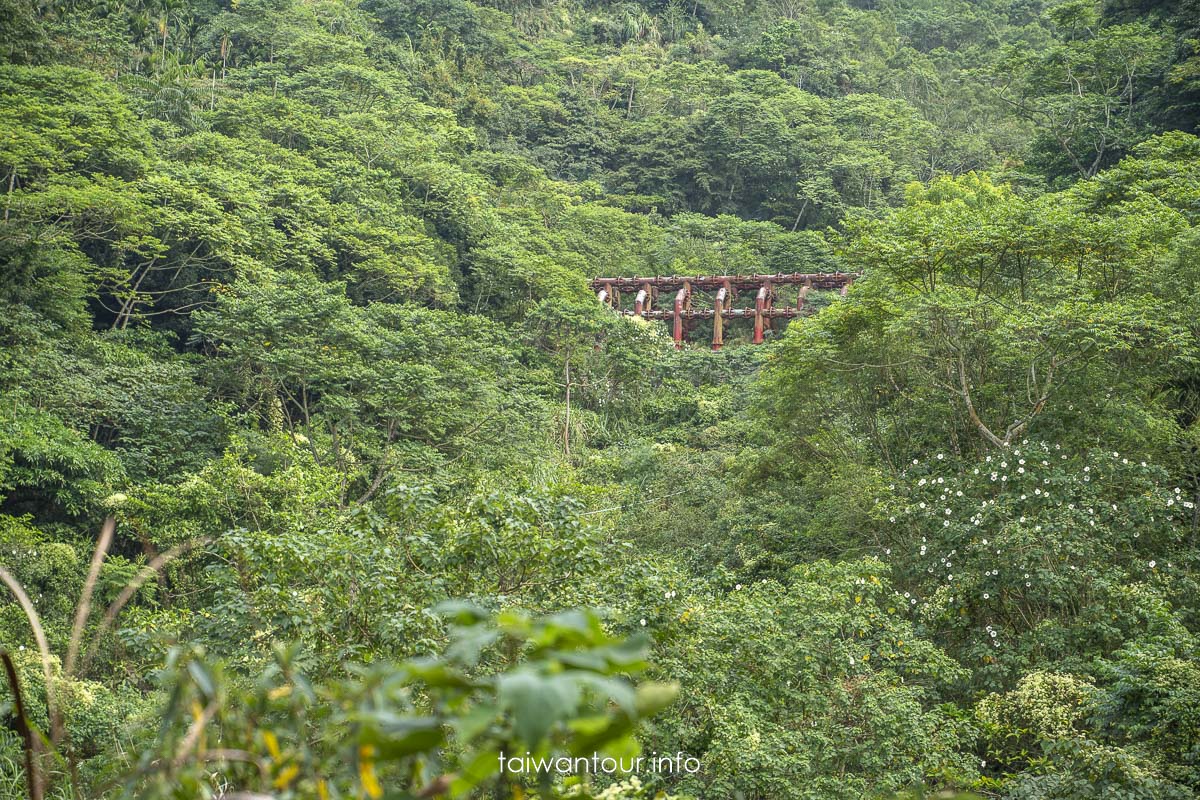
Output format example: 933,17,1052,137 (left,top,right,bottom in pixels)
2,0,1200,798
